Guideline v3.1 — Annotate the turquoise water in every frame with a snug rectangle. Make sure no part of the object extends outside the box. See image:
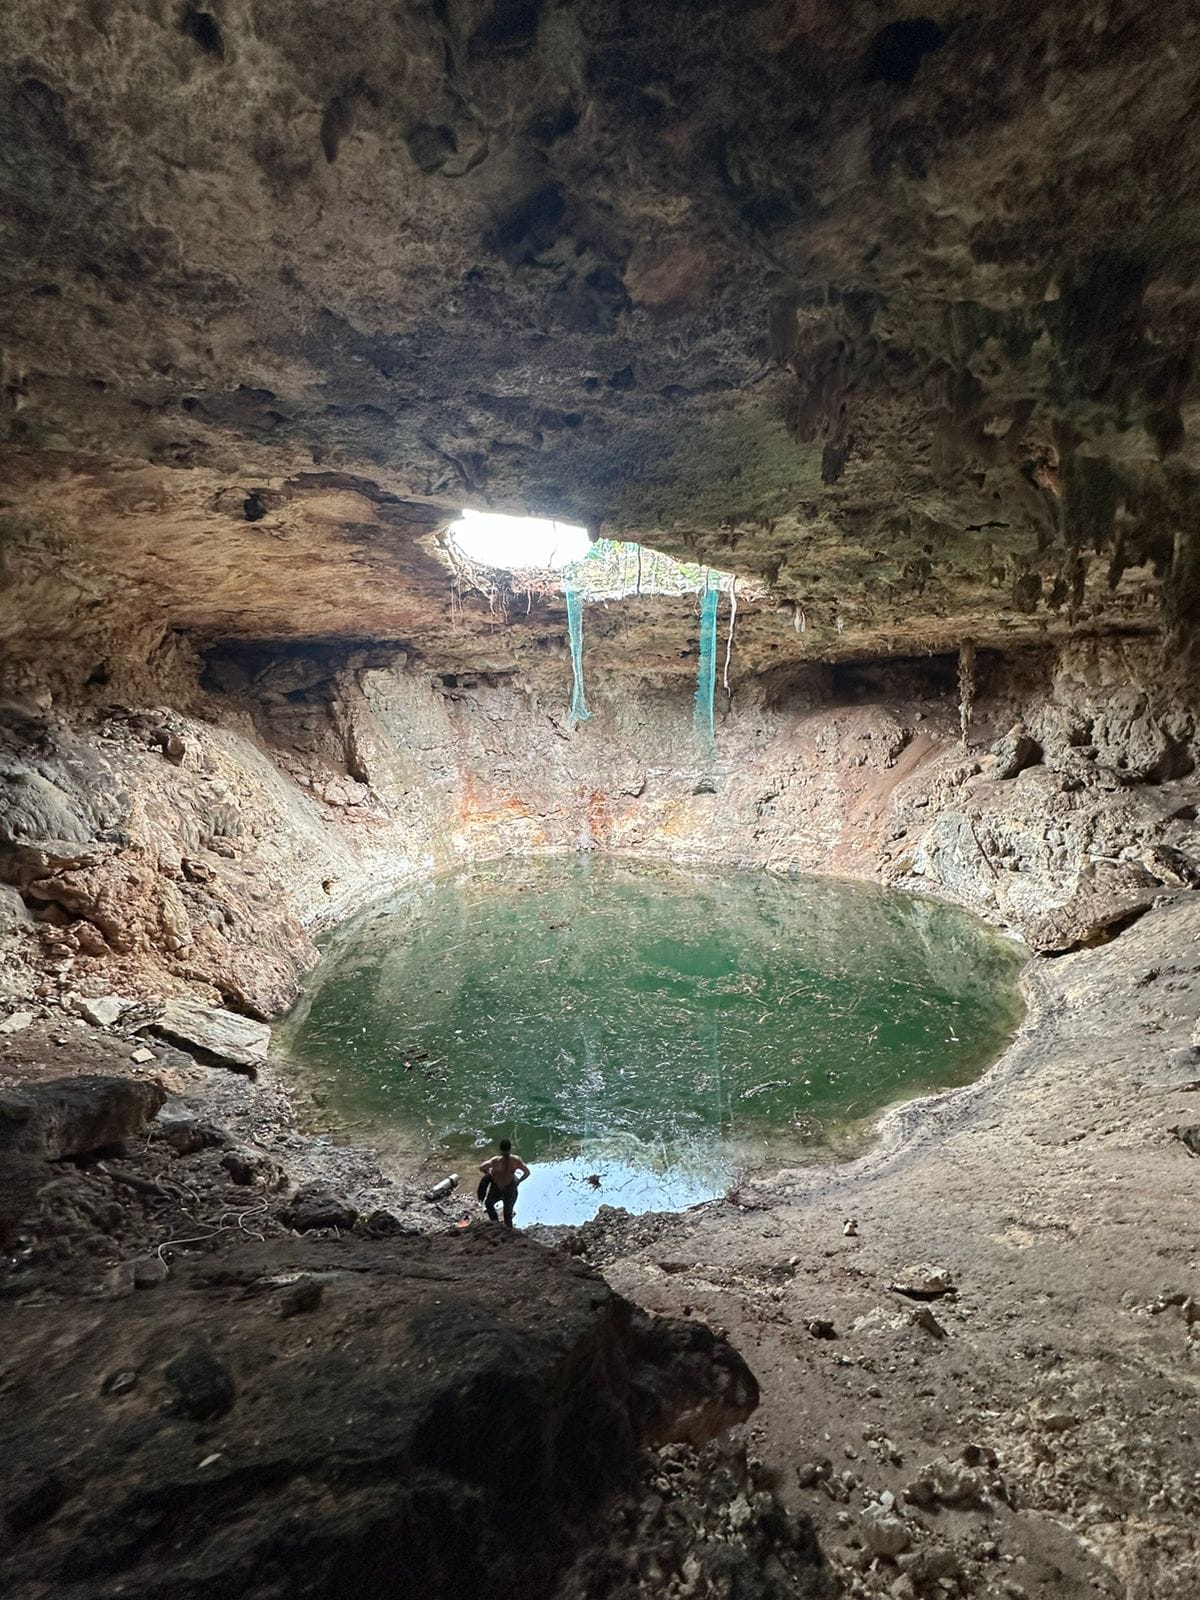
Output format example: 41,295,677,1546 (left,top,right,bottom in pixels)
277,856,1025,1225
